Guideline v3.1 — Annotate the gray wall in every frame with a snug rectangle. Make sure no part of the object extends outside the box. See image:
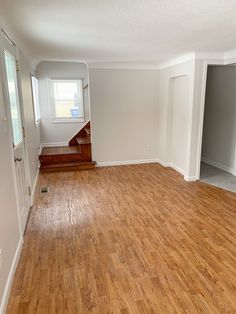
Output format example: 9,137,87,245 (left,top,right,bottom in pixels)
89,69,159,164
37,61,90,145
89,61,196,176
202,66,236,173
